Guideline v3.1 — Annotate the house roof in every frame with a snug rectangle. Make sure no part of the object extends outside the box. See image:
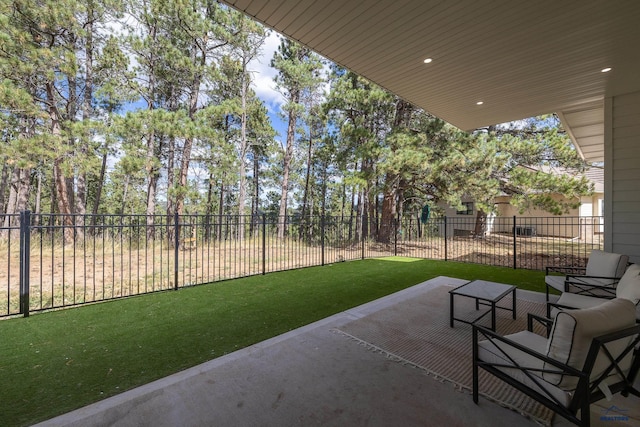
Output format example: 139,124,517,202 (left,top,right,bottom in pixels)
507,166,604,194
222,1,640,163
584,167,604,193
